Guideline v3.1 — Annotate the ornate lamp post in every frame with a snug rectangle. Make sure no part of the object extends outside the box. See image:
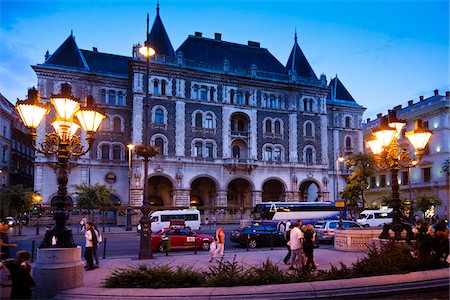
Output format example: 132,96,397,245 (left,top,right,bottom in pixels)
368,110,432,240
136,13,158,259
33,193,43,235
16,84,105,247
335,155,345,228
